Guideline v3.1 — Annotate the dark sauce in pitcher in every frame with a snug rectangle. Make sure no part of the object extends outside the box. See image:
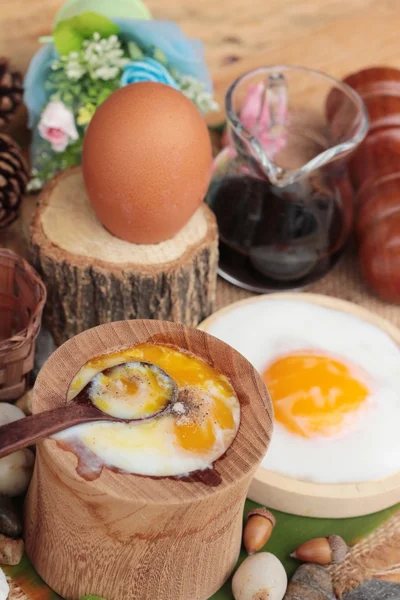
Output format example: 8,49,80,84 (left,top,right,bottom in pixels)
207,173,349,292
